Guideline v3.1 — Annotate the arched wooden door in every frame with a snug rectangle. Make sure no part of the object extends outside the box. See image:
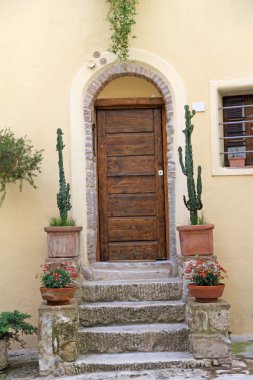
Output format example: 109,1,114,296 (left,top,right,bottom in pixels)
96,98,168,261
